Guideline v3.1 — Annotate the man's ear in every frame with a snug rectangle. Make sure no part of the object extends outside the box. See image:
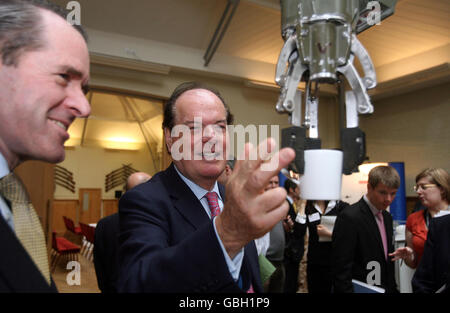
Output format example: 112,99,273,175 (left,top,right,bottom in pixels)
164,128,172,153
